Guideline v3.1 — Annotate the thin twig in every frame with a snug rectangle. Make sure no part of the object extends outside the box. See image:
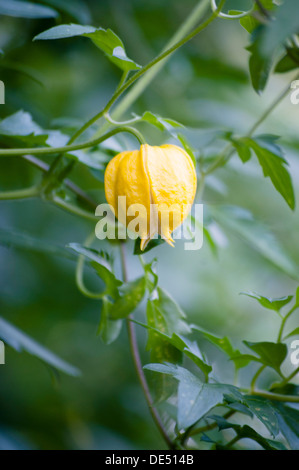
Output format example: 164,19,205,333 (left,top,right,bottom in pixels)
119,242,175,449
